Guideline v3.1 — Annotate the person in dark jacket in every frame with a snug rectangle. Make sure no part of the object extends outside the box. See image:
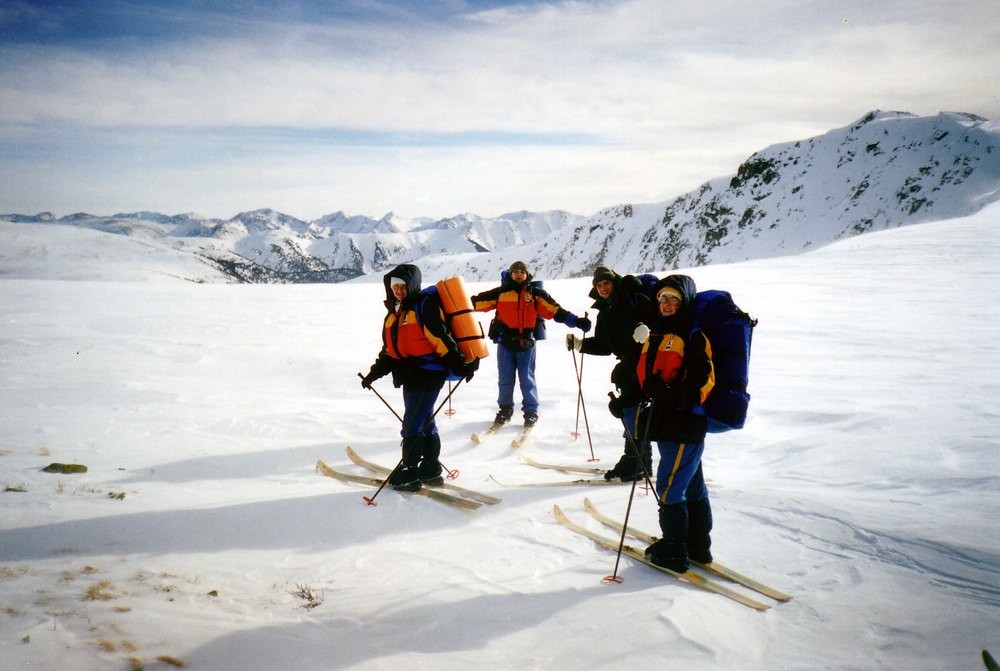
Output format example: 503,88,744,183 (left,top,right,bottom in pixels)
567,265,655,480
627,274,715,572
361,263,476,492
472,260,591,427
